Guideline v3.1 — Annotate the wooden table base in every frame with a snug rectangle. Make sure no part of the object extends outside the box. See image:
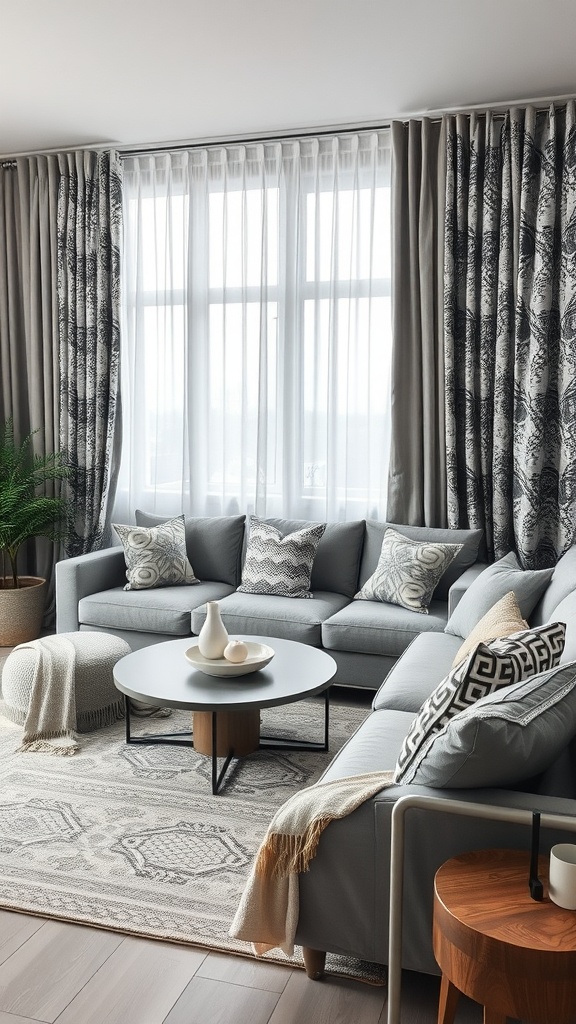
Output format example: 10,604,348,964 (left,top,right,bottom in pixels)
193,708,260,757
